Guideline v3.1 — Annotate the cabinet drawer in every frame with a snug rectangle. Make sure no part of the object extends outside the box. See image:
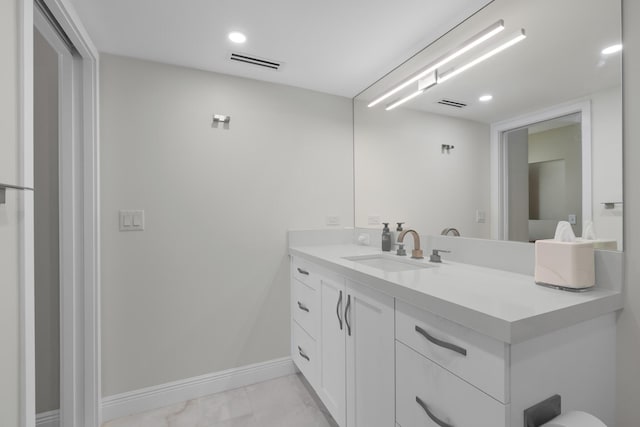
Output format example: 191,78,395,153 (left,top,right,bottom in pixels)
396,341,508,427
292,279,318,338
396,300,508,403
292,321,318,387
291,257,320,290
